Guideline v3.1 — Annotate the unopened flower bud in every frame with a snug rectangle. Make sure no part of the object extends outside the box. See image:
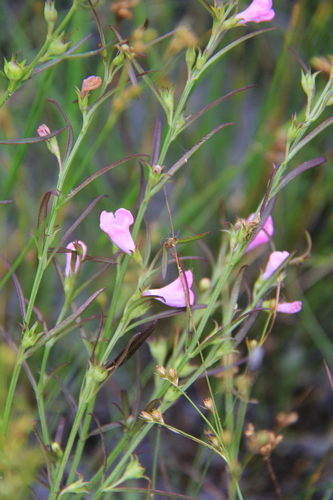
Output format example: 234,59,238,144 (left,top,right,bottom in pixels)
87,360,108,384
37,123,62,168
199,277,211,292
155,365,168,378
4,57,26,81
140,409,164,424
301,70,319,102
185,45,197,73
37,124,51,137
22,321,39,349
44,0,58,25
51,441,63,462
48,33,70,56
122,455,145,481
